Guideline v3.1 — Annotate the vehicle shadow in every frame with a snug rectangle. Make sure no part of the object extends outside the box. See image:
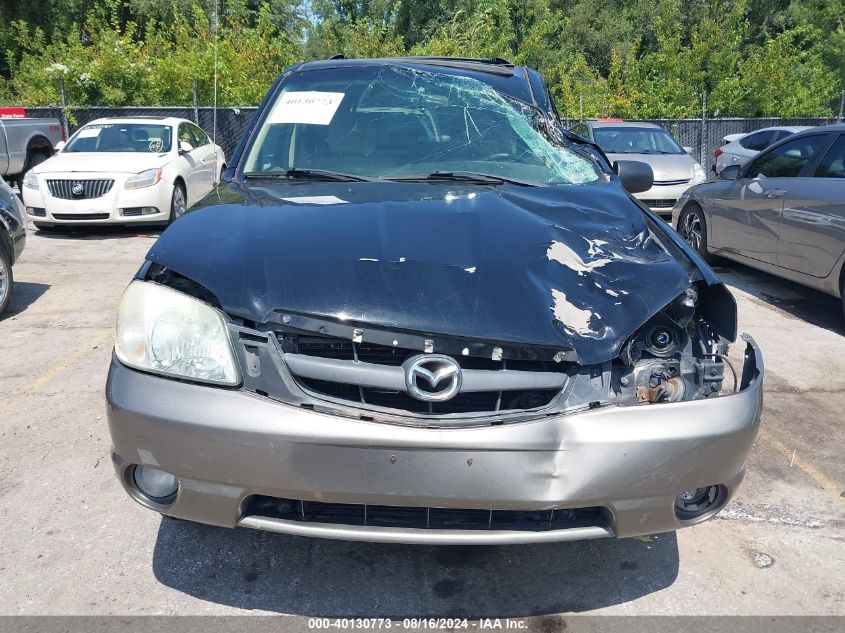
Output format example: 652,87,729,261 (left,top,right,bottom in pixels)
152,519,679,616
29,223,162,240
713,261,845,336
2,281,49,317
